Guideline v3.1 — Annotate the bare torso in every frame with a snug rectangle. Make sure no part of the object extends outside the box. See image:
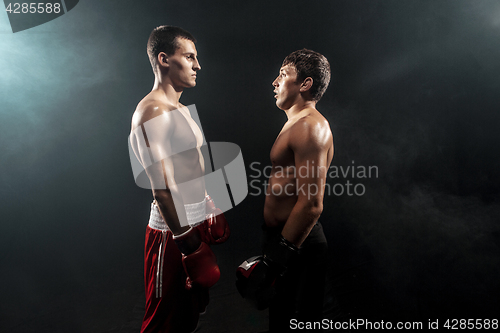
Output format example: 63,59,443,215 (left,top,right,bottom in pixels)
264,109,334,228
130,90,206,204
